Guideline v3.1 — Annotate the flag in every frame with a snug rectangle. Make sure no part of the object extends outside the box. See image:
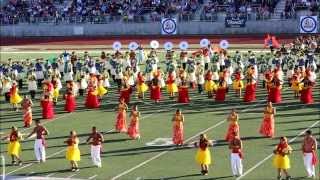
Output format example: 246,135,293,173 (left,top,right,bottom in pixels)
264,34,280,49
